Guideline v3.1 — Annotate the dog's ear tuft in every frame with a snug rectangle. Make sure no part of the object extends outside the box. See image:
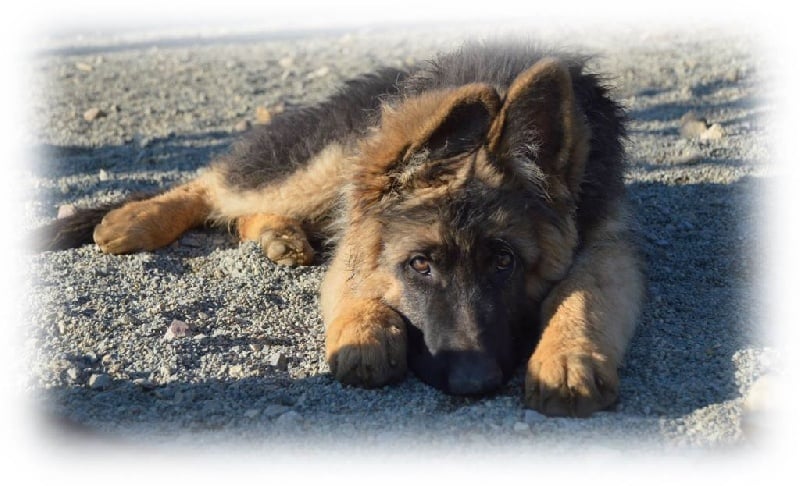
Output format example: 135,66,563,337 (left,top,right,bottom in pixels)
408,83,501,159
488,58,589,198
